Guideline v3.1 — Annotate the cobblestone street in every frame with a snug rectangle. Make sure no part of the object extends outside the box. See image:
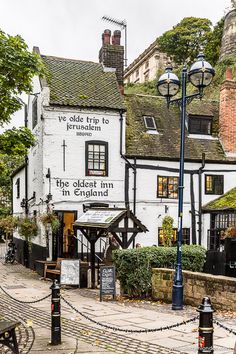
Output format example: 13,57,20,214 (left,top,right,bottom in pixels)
0,255,235,354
